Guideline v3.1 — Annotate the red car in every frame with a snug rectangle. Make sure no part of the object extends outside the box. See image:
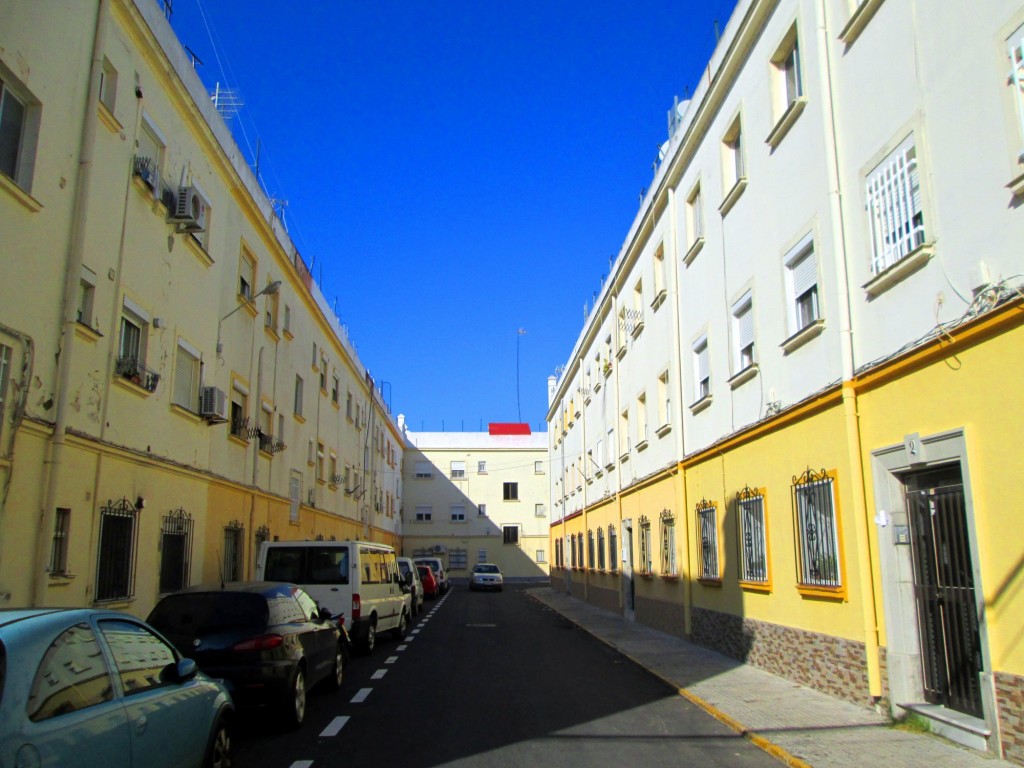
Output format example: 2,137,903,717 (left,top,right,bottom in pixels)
417,564,439,599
